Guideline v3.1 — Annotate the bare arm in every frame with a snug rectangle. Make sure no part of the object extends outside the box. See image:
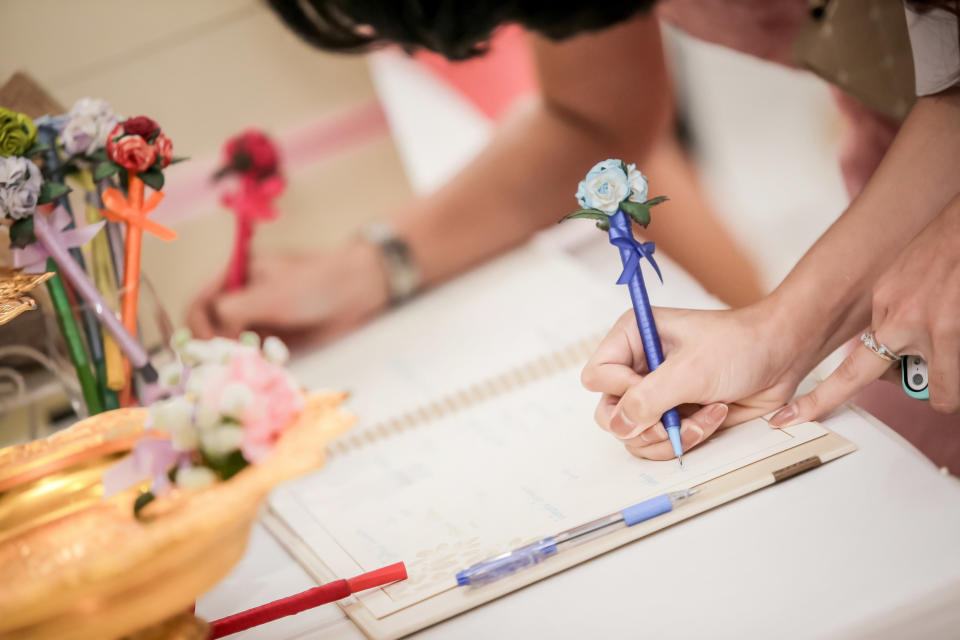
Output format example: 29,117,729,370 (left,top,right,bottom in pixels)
772,89,960,376
579,90,960,455
391,16,673,287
